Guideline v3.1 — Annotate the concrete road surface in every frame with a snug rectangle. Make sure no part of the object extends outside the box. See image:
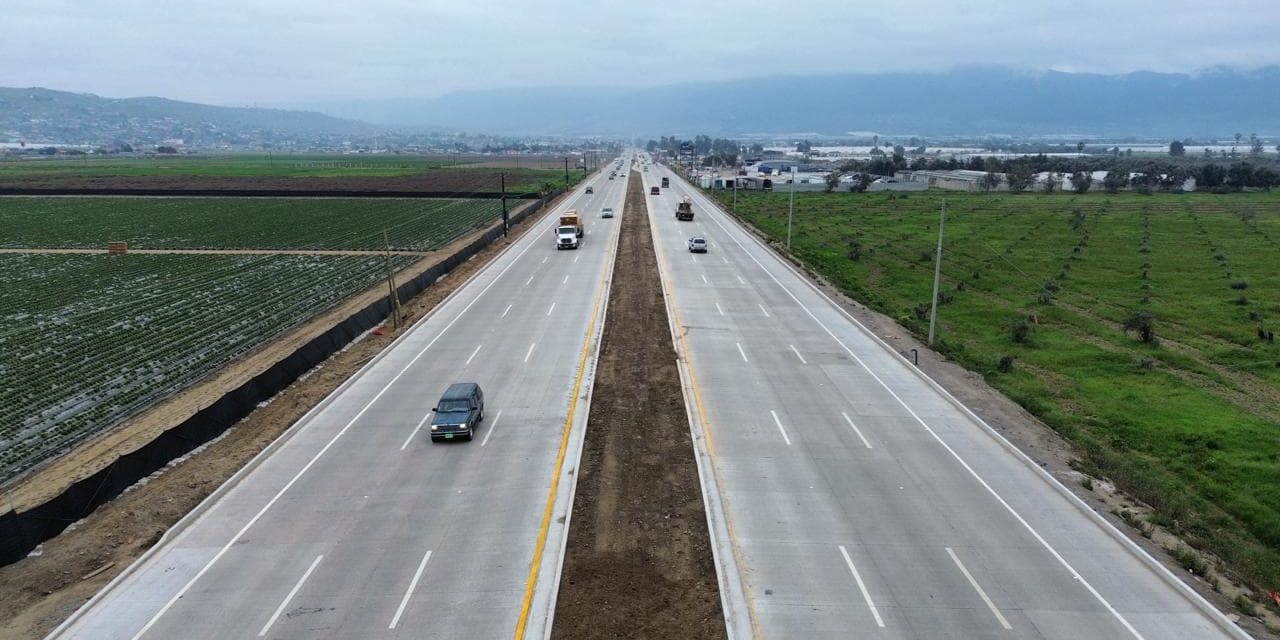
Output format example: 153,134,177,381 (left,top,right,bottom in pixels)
49,159,630,640
640,160,1247,640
